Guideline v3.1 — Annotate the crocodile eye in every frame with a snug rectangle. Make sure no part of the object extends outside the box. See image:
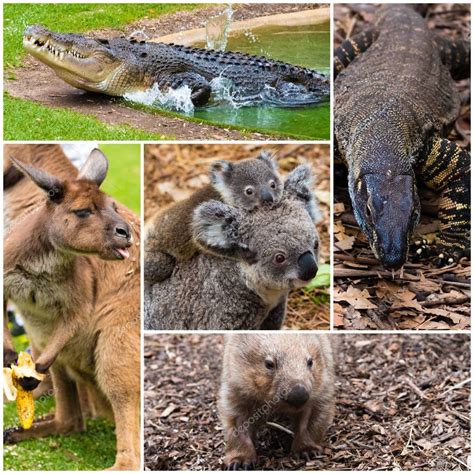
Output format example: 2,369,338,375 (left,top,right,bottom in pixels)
73,208,92,218
245,186,254,196
269,180,276,189
307,357,313,368
274,253,286,264
265,359,275,370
